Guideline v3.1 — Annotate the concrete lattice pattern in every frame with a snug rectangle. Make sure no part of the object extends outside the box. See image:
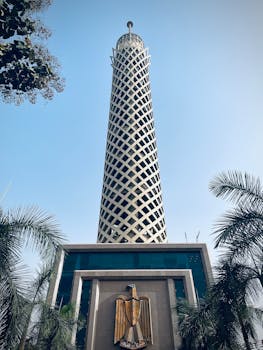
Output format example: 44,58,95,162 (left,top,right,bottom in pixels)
97,27,167,243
